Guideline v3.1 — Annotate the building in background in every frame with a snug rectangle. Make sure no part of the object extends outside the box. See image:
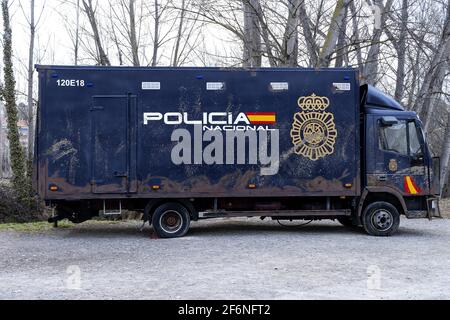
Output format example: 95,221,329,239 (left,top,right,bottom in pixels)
17,119,29,154
0,102,29,180
0,102,11,180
